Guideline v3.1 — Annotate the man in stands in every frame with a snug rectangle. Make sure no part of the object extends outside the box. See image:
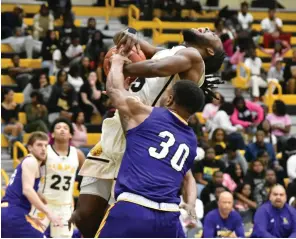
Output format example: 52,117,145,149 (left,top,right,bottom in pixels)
252,184,296,238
